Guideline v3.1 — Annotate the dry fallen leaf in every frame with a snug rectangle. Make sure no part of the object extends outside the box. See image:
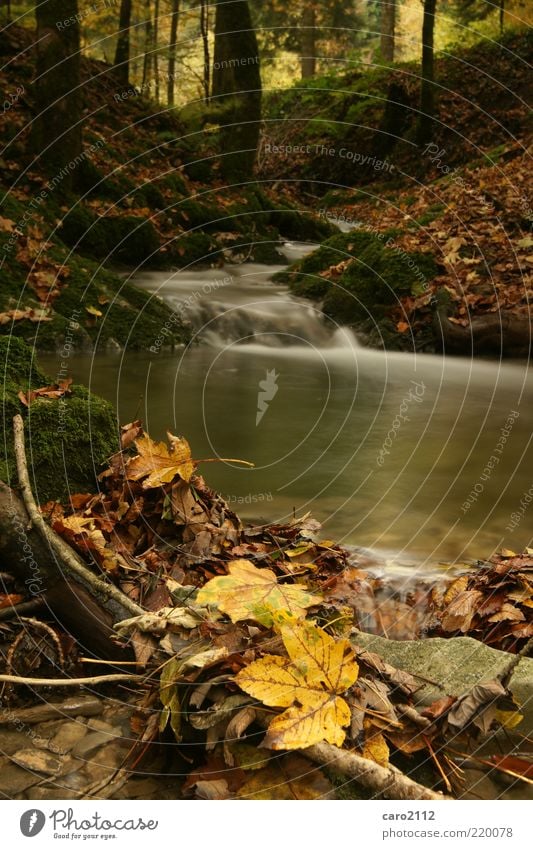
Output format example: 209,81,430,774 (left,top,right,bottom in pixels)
236,619,359,750
126,432,196,487
196,559,322,626
237,754,333,799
